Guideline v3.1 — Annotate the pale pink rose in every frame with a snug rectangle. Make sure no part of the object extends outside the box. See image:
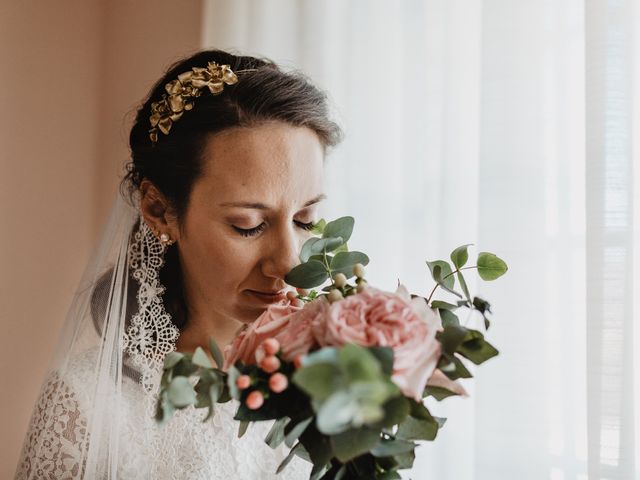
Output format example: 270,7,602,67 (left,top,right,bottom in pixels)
222,302,302,370
315,284,443,401
426,369,469,397
274,297,330,361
